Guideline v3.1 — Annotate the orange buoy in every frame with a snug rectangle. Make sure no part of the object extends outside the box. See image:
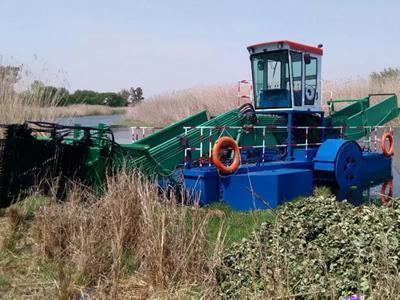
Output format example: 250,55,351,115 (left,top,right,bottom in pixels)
381,132,394,157
212,136,240,174
381,180,393,204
